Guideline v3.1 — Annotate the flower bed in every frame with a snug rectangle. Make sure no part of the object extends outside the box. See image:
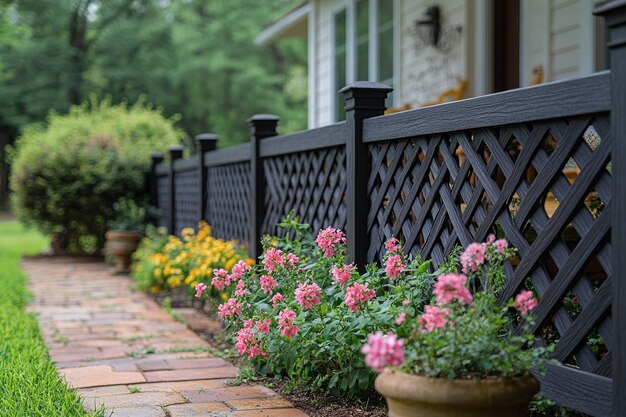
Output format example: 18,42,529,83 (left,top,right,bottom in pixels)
132,215,589,416
195,216,440,396
131,222,252,301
